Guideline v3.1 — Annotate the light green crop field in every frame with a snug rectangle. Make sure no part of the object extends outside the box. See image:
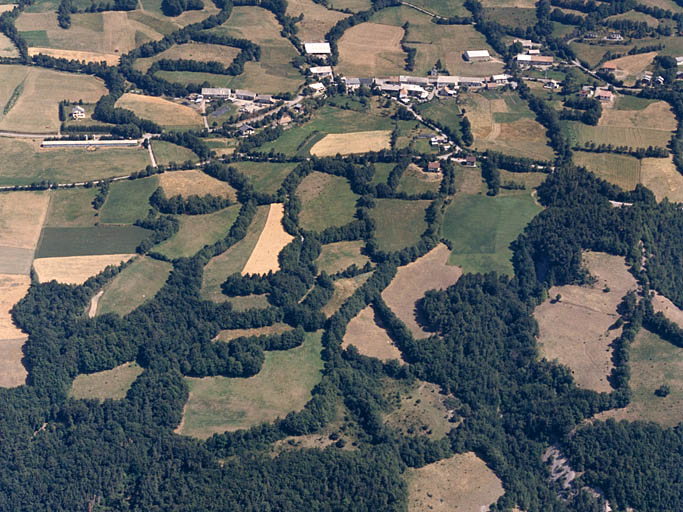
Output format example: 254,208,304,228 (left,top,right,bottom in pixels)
45,188,98,228
297,172,359,232
484,7,537,29
70,362,143,401
152,141,198,167
573,151,642,191
371,199,430,252
179,331,324,439
415,97,461,139
372,162,396,185
316,240,370,275
228,161,297,195
97,257,172,317
403,0,469,17
614,95,657,111
442,192,542,276
155,205,240,259
0,138,150,186
99,177,159,225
